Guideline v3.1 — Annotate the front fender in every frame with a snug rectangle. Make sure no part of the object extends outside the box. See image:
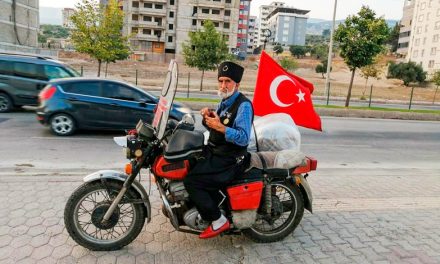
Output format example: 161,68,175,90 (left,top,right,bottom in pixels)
84,170,152,223
297,174,313,213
